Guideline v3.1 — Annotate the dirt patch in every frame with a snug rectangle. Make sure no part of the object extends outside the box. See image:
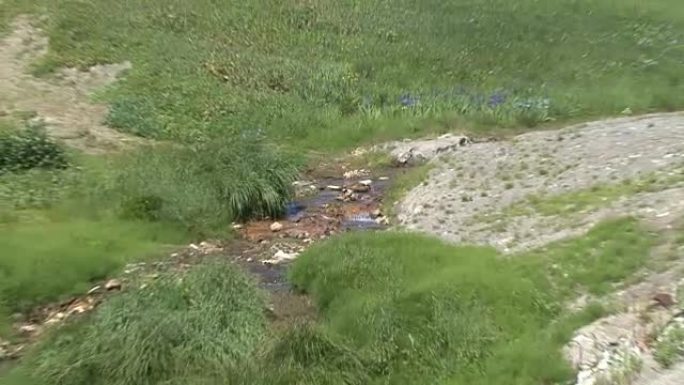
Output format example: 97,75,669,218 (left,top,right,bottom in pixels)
396,112,684,252
0,16,139,153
